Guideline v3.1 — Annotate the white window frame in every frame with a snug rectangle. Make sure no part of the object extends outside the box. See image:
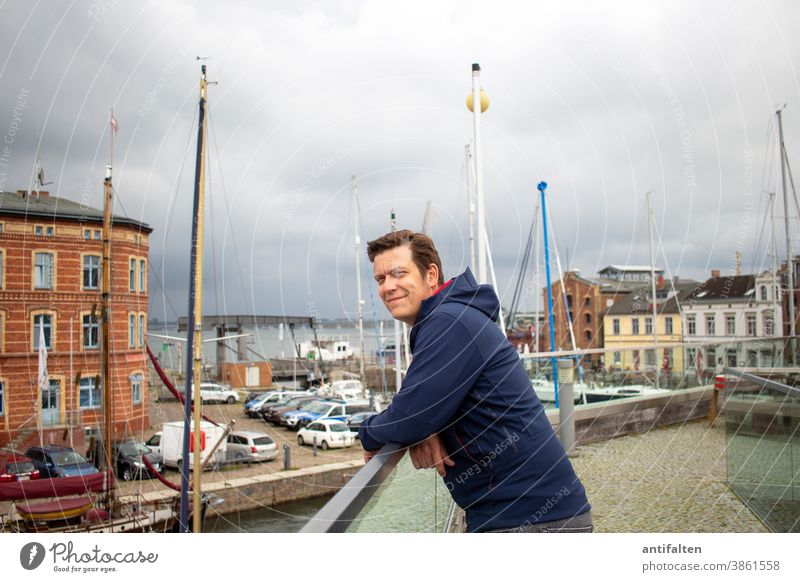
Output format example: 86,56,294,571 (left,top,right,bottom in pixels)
131,373,143,405
83,255,100,290
34,252,54,289
79,376,100,409
82,314,99,349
